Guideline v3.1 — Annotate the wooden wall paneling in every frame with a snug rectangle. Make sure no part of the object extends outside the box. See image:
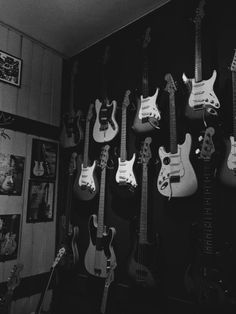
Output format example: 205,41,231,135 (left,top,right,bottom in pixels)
0,25,8,111
17,37,33,118
28,44,44,121
50,55,62,127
